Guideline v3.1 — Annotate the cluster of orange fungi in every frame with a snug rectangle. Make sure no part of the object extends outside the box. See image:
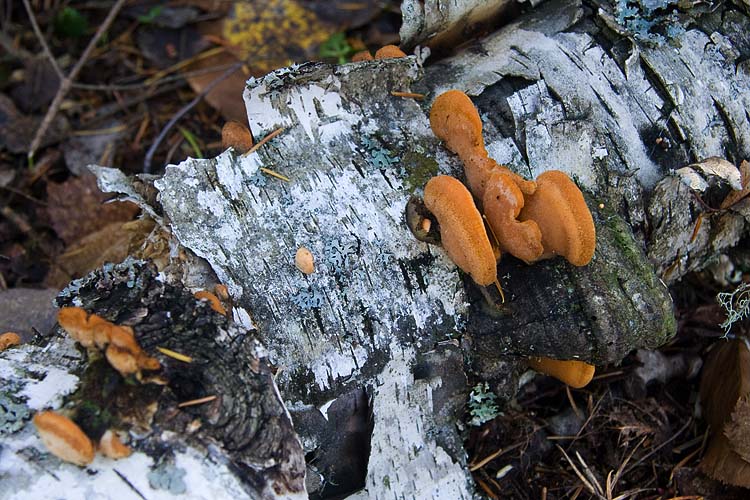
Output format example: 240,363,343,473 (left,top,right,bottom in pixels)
425,90,597,388
57,307,161,379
